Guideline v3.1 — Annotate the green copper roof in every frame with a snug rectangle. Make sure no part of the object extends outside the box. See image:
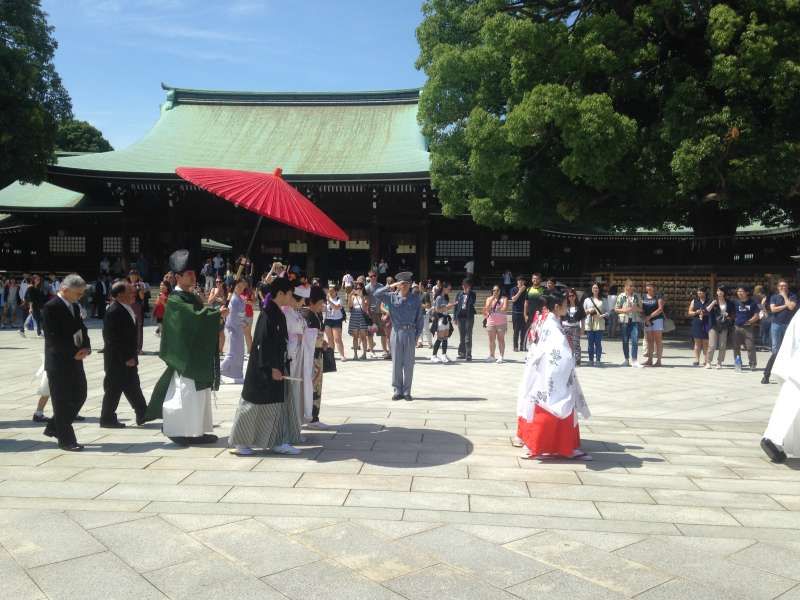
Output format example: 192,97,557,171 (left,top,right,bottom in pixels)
0,181,84,211
52,85,430,180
